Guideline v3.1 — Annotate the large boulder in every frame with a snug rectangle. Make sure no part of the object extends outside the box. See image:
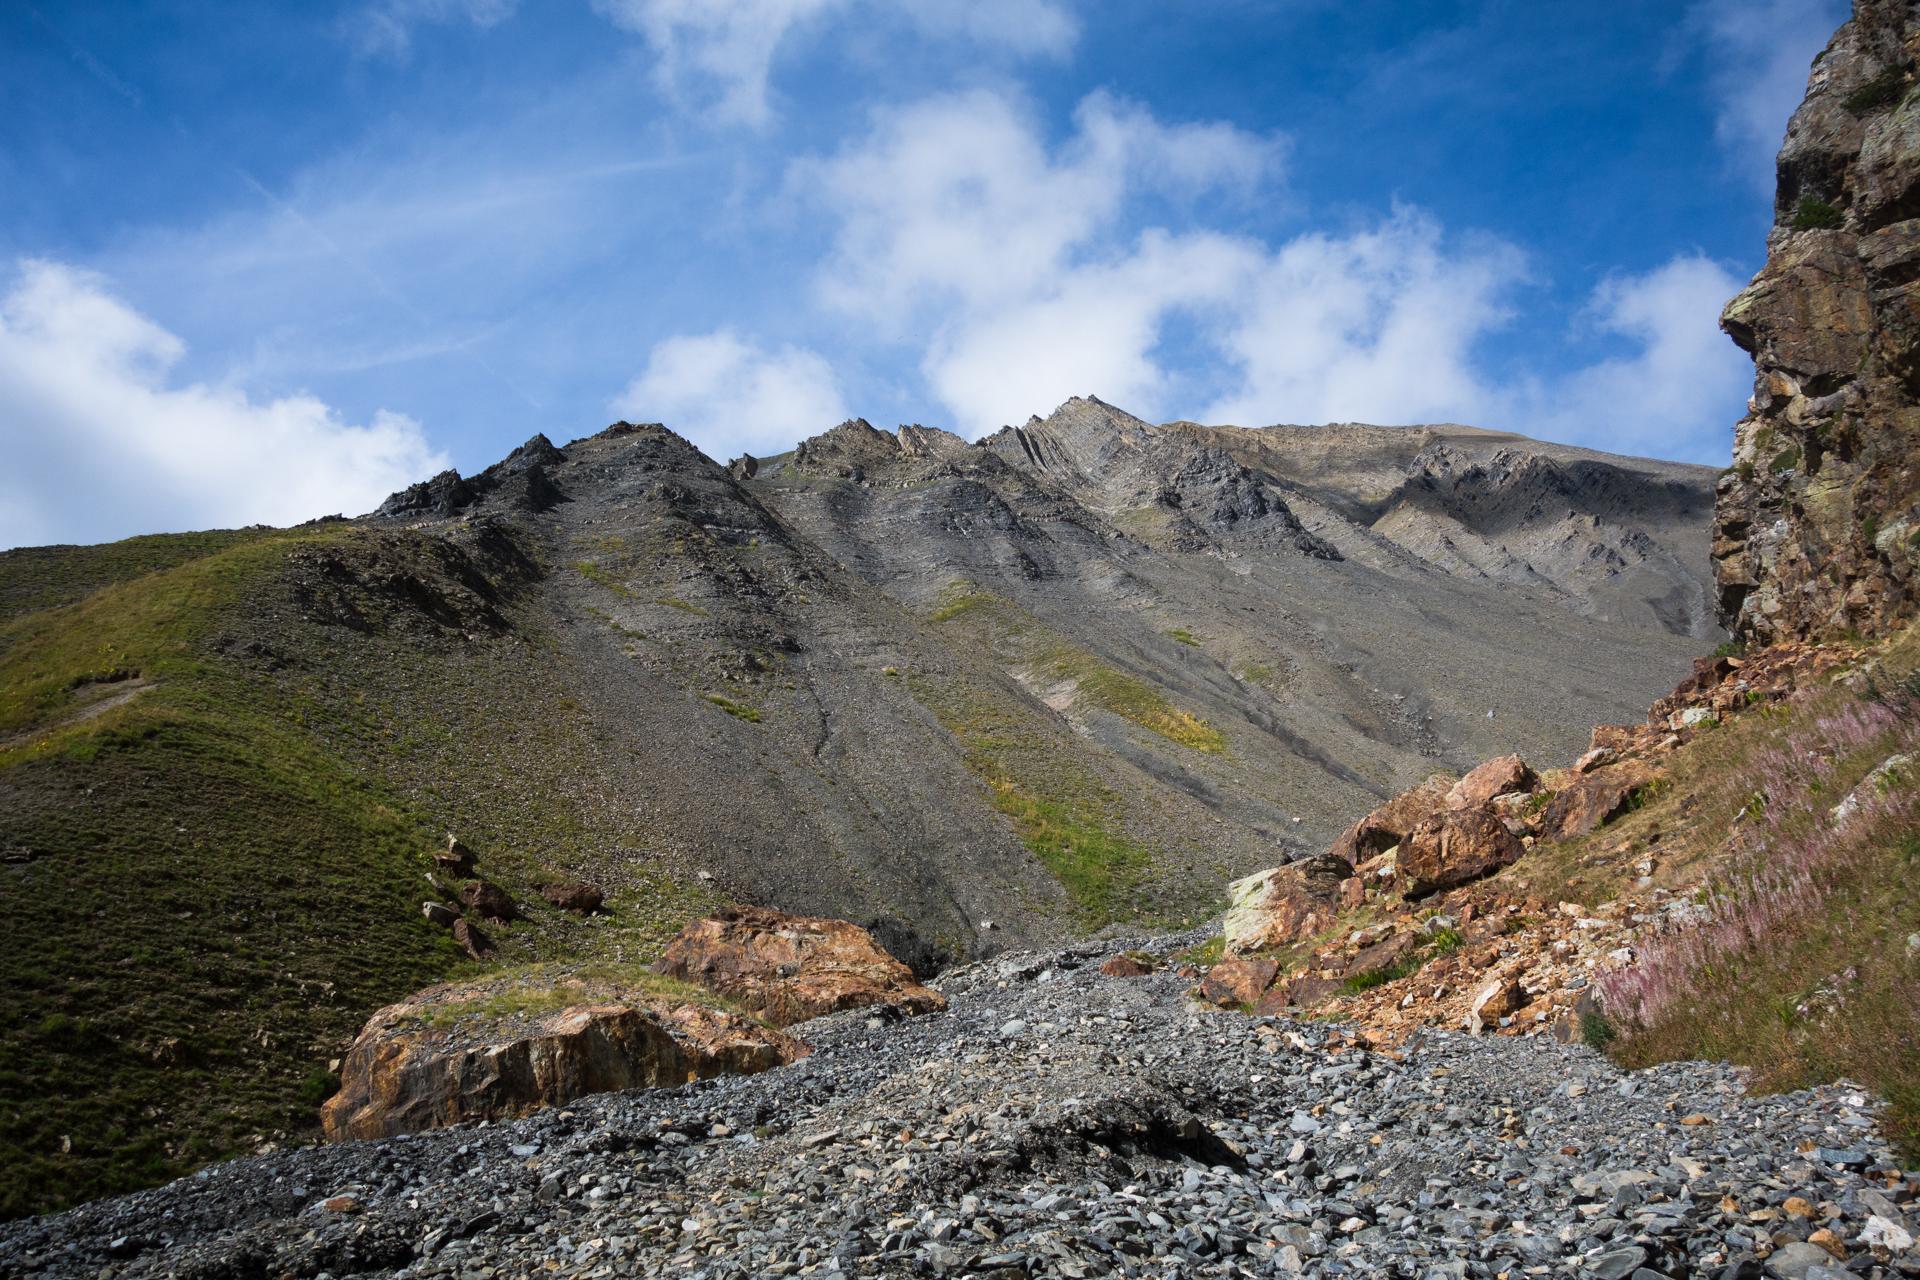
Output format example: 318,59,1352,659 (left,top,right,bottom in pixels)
1444,755,1538,811
457,879,518,923
1398,809,1526,899
320,976,806,1141
540,881,604,915
1539,761,1656,840
1329,775,1452,864
1199,957,1278,1008
1222,854,1355,954
653,907,946,1027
